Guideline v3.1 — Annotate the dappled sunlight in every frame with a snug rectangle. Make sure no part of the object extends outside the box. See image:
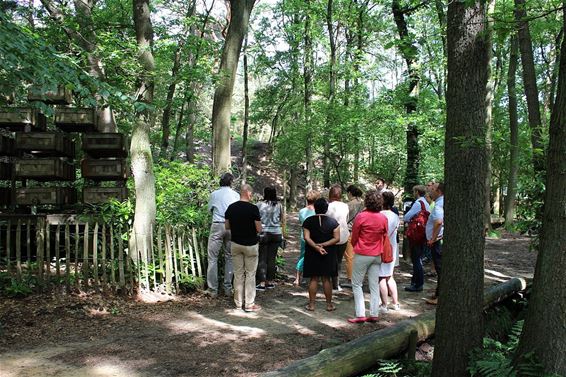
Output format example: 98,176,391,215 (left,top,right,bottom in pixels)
89,362,144,377
165,311,267,340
